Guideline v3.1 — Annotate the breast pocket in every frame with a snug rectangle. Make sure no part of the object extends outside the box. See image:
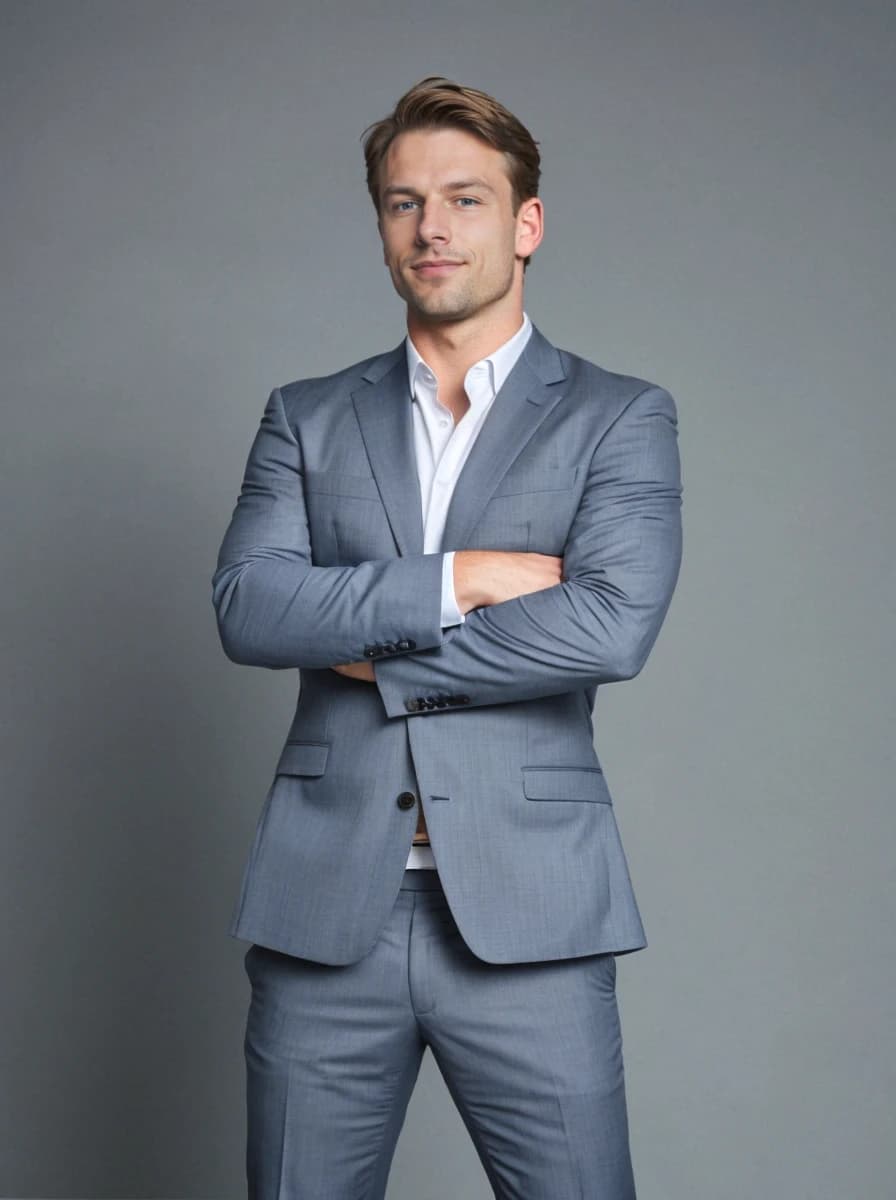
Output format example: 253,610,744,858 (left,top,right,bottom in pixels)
491,465,579,498
472,466,580,554
303,470,395,563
